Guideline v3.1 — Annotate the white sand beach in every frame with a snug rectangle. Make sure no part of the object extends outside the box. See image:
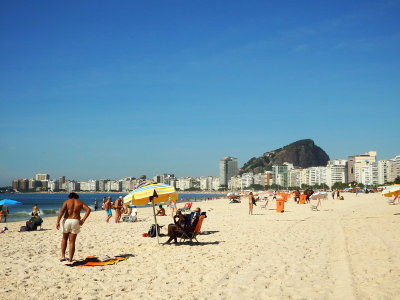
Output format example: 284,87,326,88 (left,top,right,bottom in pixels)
1,193,399,299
